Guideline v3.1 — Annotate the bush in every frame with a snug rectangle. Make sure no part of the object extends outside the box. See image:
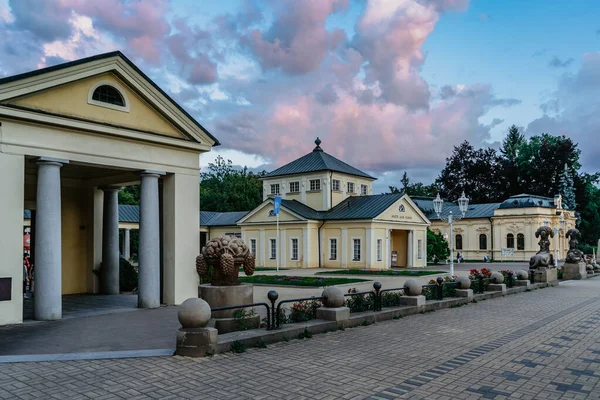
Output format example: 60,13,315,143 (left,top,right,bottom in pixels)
230,341,246,353
427,228,450,264
288,299,322,323
119,258,138,292
344,288,374,313
380,291,404,307
233,308,256,331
